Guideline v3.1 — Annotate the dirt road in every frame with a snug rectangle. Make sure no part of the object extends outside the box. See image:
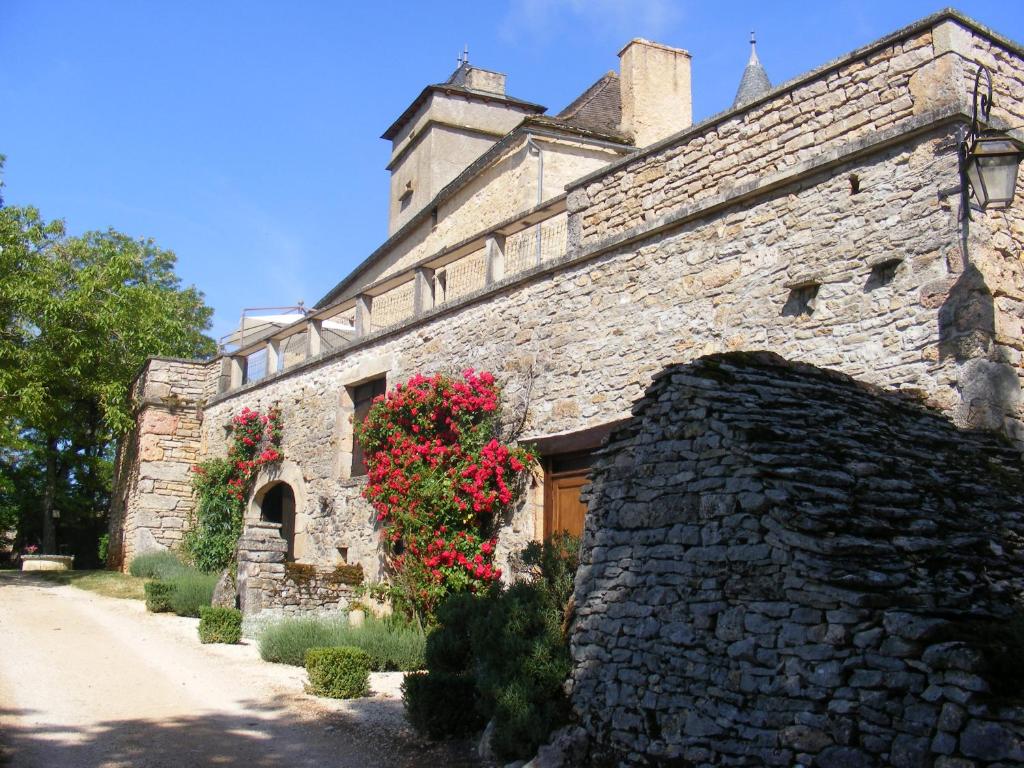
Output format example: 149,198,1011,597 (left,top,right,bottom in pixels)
0,573,476,768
